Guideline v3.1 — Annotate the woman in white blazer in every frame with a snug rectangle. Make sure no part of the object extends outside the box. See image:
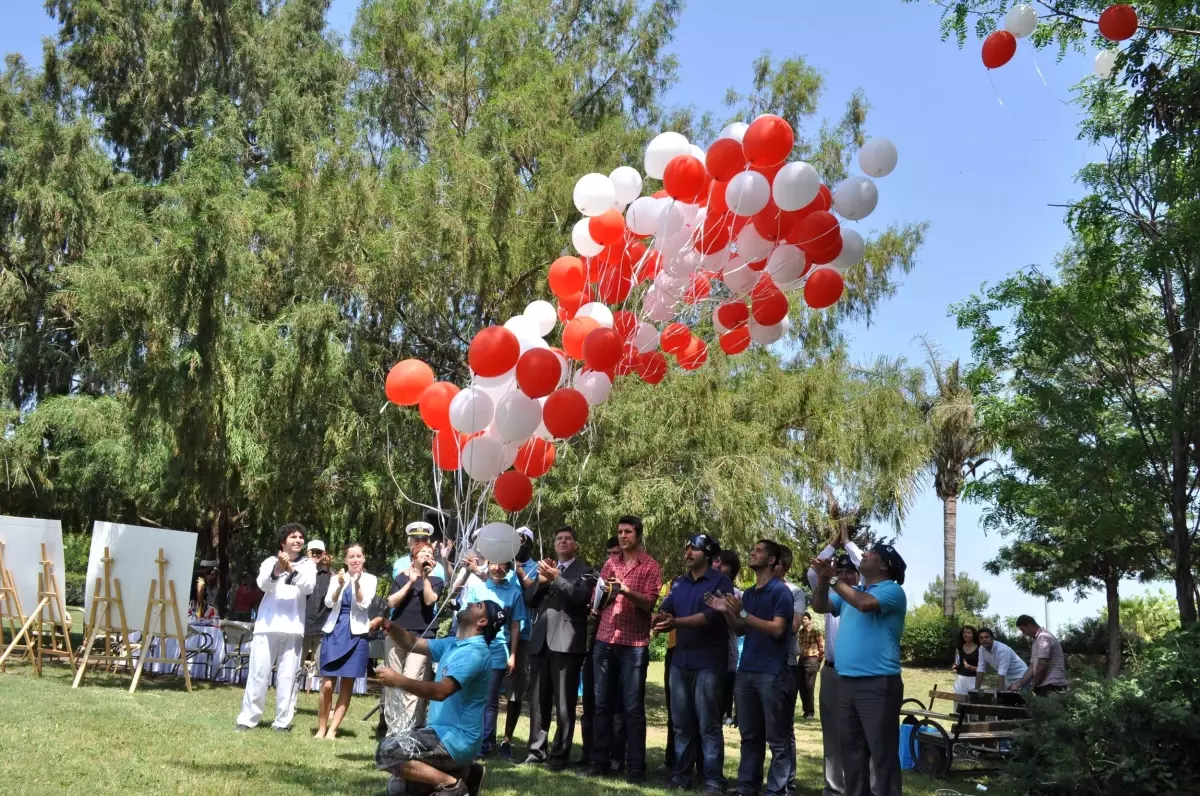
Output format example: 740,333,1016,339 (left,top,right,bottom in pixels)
315,542,377,739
